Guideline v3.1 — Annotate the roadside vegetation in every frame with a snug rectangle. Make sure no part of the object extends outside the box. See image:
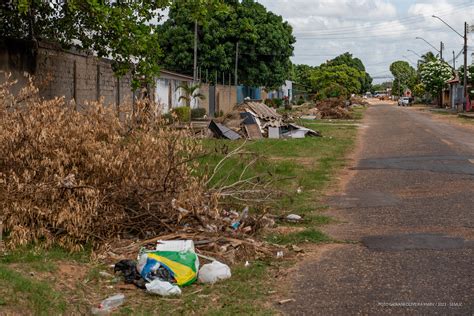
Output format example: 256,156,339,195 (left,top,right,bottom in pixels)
0,99,364,313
